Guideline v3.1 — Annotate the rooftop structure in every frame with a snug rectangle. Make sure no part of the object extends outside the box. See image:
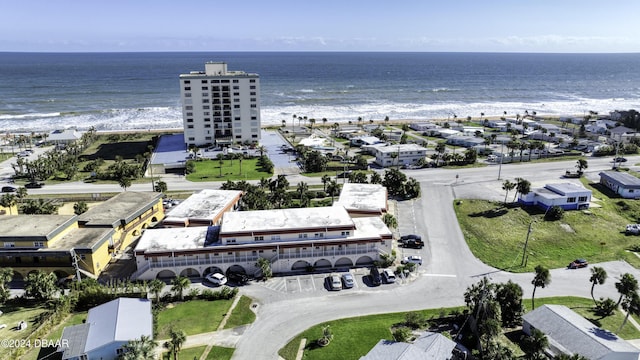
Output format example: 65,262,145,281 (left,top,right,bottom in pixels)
336,183,388,216
360,332,457,360
599,171,640,199
78,192,163,227
519,182,591,210
163,189,242,227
